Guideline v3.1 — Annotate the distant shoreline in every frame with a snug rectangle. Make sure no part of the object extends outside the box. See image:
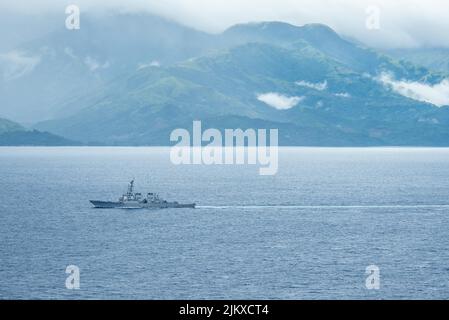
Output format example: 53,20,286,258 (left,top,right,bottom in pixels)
2,145,449,148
